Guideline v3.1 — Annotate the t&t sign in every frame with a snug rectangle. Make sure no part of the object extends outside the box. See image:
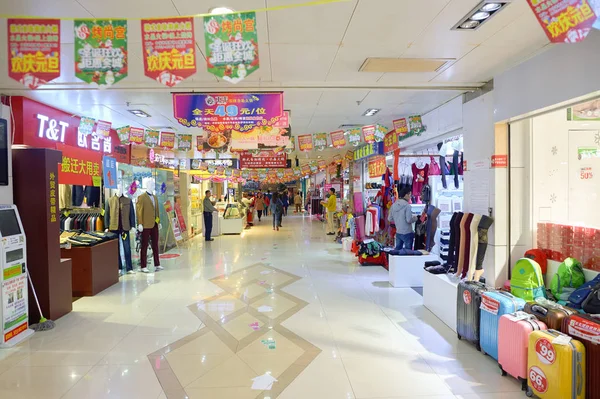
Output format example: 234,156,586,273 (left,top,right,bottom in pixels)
37,114,69,143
